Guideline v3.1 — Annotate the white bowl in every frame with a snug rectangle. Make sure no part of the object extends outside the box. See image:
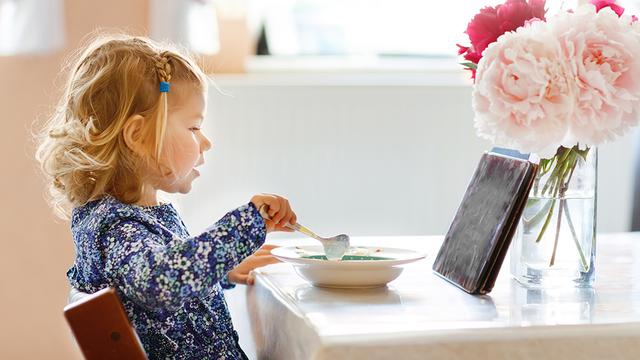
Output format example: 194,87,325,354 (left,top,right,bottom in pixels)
271,245,426,288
